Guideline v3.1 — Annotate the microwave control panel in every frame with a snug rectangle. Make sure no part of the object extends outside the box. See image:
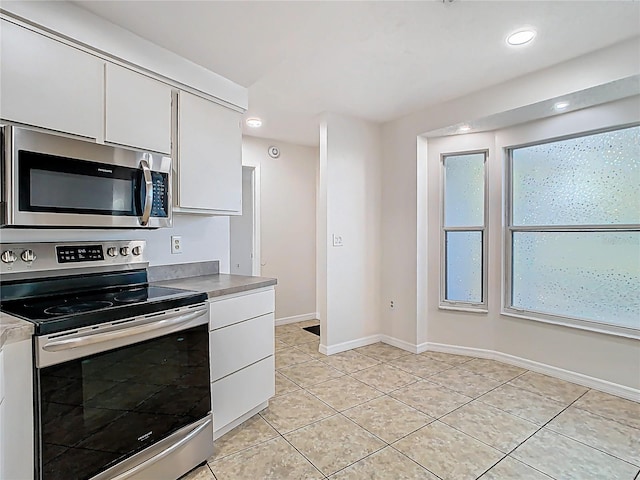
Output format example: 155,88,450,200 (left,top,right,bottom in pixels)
150,172,168,218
